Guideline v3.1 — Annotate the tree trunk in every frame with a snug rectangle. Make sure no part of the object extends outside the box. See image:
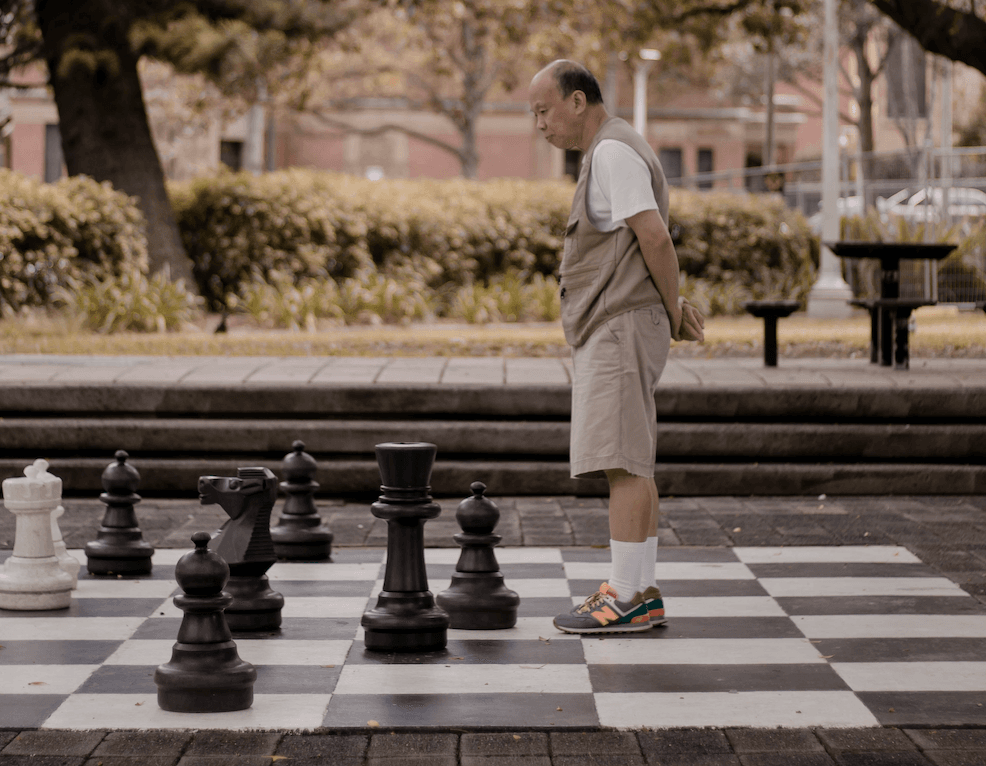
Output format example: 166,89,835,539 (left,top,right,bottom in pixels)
35,0,196,285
